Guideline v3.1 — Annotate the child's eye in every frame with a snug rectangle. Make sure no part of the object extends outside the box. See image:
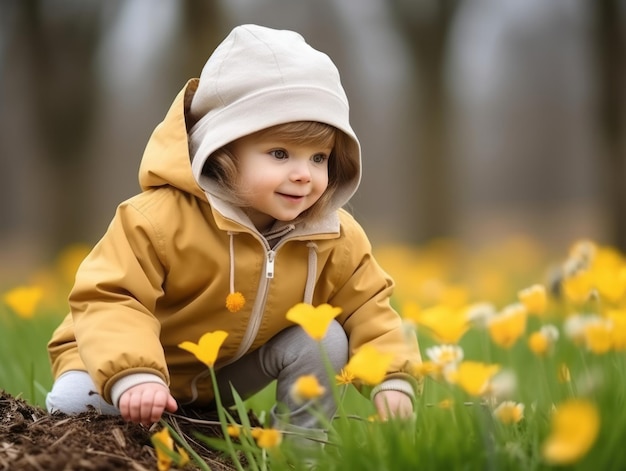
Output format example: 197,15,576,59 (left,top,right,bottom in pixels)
270,149,288,160
312,153,328,164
